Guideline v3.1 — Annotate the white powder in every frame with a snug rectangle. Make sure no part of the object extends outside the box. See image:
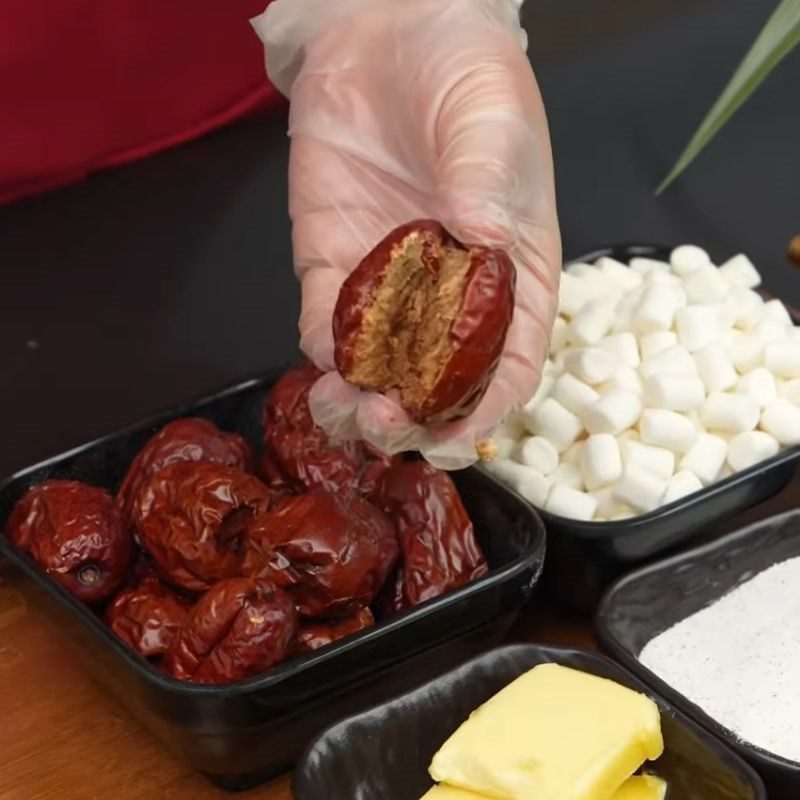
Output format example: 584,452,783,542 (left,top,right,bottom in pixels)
639,556,800,763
